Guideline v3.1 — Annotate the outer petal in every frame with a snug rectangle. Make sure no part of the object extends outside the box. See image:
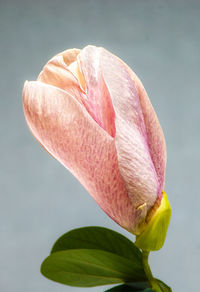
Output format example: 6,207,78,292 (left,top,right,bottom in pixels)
23,81,137,233
119,64,166,191
79,46,159,219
